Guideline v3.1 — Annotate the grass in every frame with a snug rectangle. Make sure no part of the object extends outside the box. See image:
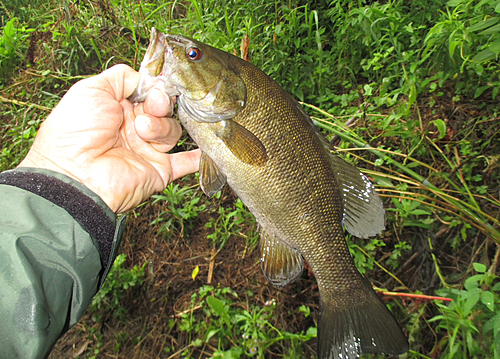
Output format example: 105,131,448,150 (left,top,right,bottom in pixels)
1,0,500,358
